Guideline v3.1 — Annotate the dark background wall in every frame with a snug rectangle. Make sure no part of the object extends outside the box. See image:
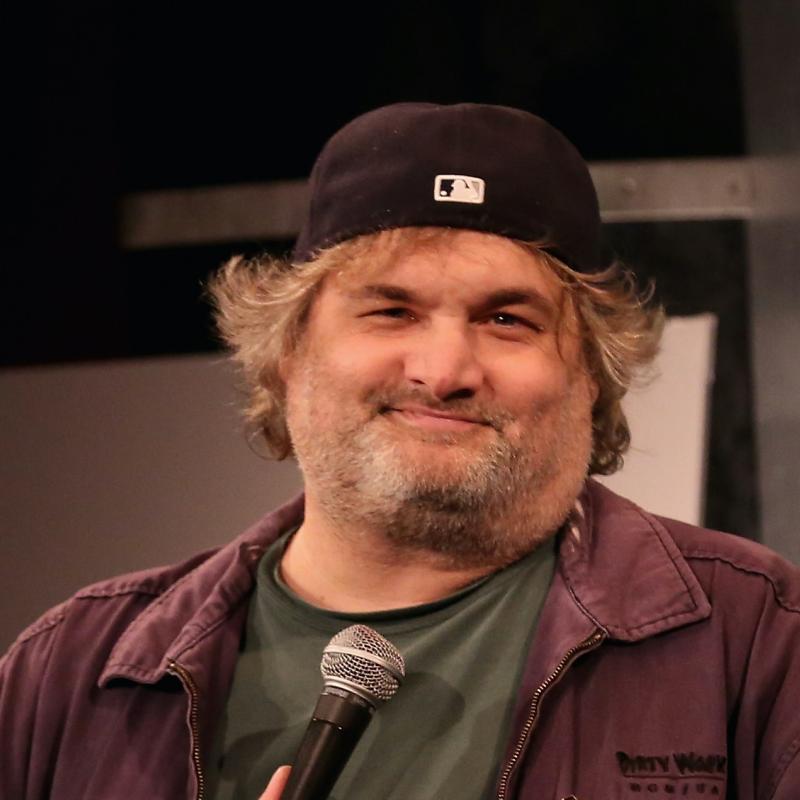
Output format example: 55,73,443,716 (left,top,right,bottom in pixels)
2,2,782,548
5,3,744,353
